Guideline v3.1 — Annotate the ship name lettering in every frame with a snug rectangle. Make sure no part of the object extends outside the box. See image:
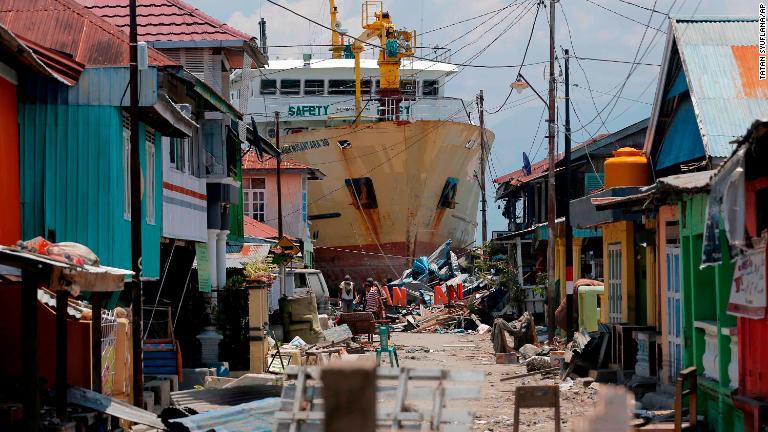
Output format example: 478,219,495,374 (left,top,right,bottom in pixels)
282,138,331,154
288,104,330,117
